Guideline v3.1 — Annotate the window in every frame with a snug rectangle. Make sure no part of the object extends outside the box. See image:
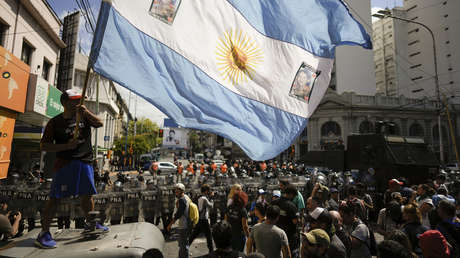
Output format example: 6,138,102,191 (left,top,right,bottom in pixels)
409,123,424,137
445,27,449,31
0,22,8,47
446,41,450,44
450,81,454,84
444,14,448,18
42,59,52,81
447,54,451,58
448,68,453,71
408,40,419,46
443,1,447,4
410,64,422,69
408,28,419,34
412,76,423,81
407,5,417,11
409,52,421,57
21,40,34,65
